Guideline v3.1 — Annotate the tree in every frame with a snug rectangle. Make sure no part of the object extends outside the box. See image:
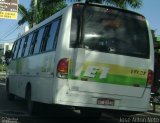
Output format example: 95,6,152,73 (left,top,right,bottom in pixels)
36,0,66,23
18,0,66,28
18,4,34,28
